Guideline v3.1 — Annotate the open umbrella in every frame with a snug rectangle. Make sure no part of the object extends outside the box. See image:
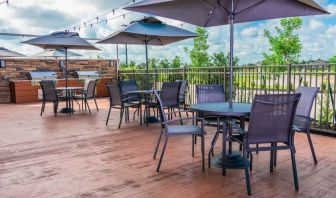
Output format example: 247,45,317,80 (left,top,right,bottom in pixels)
126,0,329,107
23,31,99,88
0,47,26,57
97,17,197,90
23,31,99,113
32,49,82,58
